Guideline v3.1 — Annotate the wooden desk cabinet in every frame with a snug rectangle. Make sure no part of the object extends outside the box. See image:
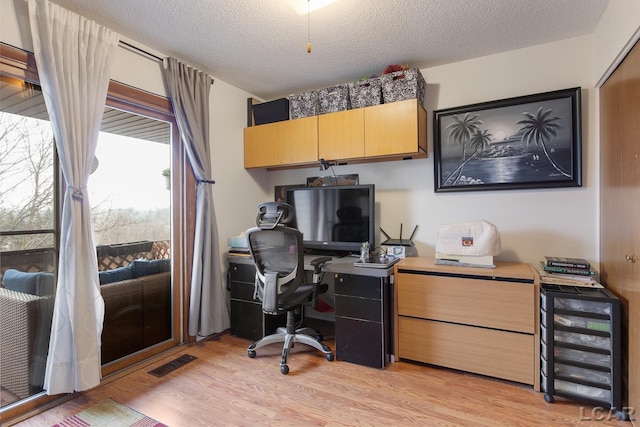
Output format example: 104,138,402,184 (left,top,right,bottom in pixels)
334,273,390,369
227,259,285,340
394,257,540,390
